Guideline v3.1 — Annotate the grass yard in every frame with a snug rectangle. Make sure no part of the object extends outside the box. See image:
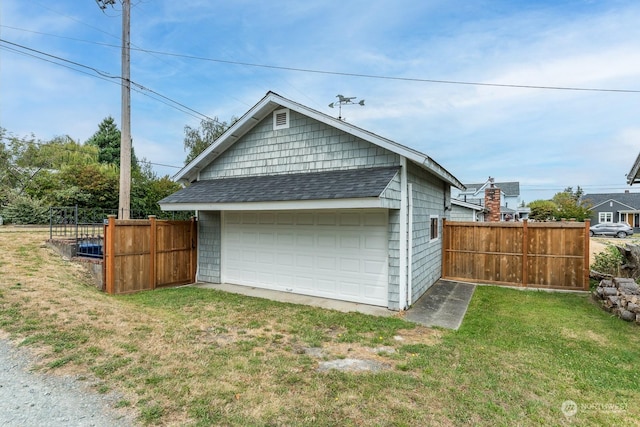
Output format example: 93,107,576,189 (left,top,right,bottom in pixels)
0,228,638,426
